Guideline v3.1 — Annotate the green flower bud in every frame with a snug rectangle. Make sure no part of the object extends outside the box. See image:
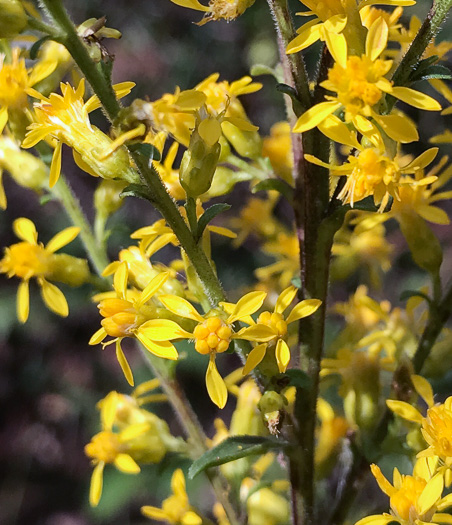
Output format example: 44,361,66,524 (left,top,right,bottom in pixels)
0,0,27,39
399,213,443,275
48,254,90,287
94,179,128,218
179,117,221,198
0,137,47,191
